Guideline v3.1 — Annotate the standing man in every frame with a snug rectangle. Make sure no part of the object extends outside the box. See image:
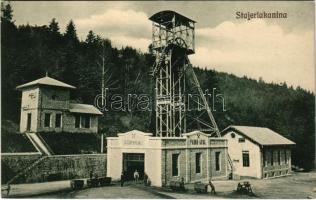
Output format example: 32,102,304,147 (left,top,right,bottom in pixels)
120,172,125,187
133,170,139,183
208,179,216,195
143,172,148,186
89,171,93,180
